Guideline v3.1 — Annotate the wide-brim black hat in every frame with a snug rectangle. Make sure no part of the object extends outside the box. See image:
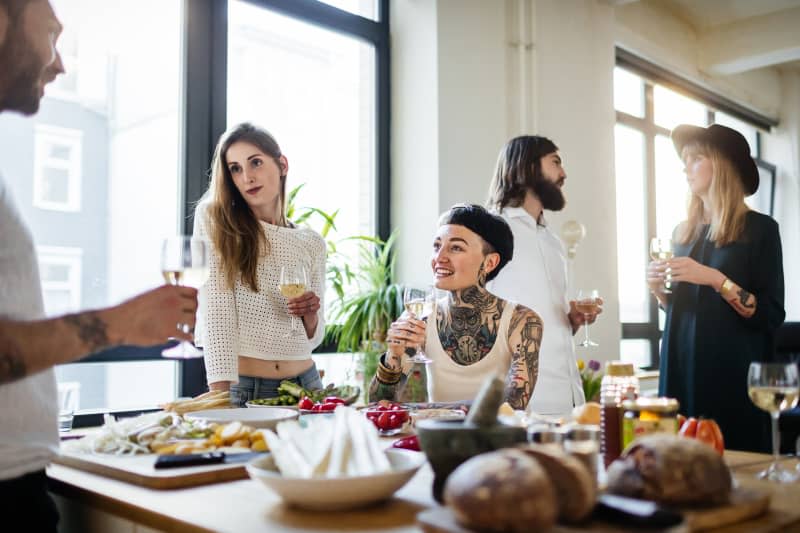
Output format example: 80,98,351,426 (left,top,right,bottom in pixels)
671,123,759,196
